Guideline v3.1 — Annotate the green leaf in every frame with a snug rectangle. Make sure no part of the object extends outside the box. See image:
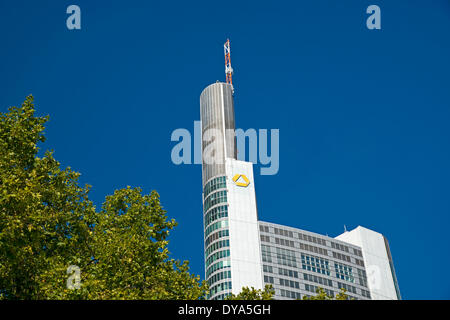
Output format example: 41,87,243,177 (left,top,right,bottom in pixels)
0,96,207,300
